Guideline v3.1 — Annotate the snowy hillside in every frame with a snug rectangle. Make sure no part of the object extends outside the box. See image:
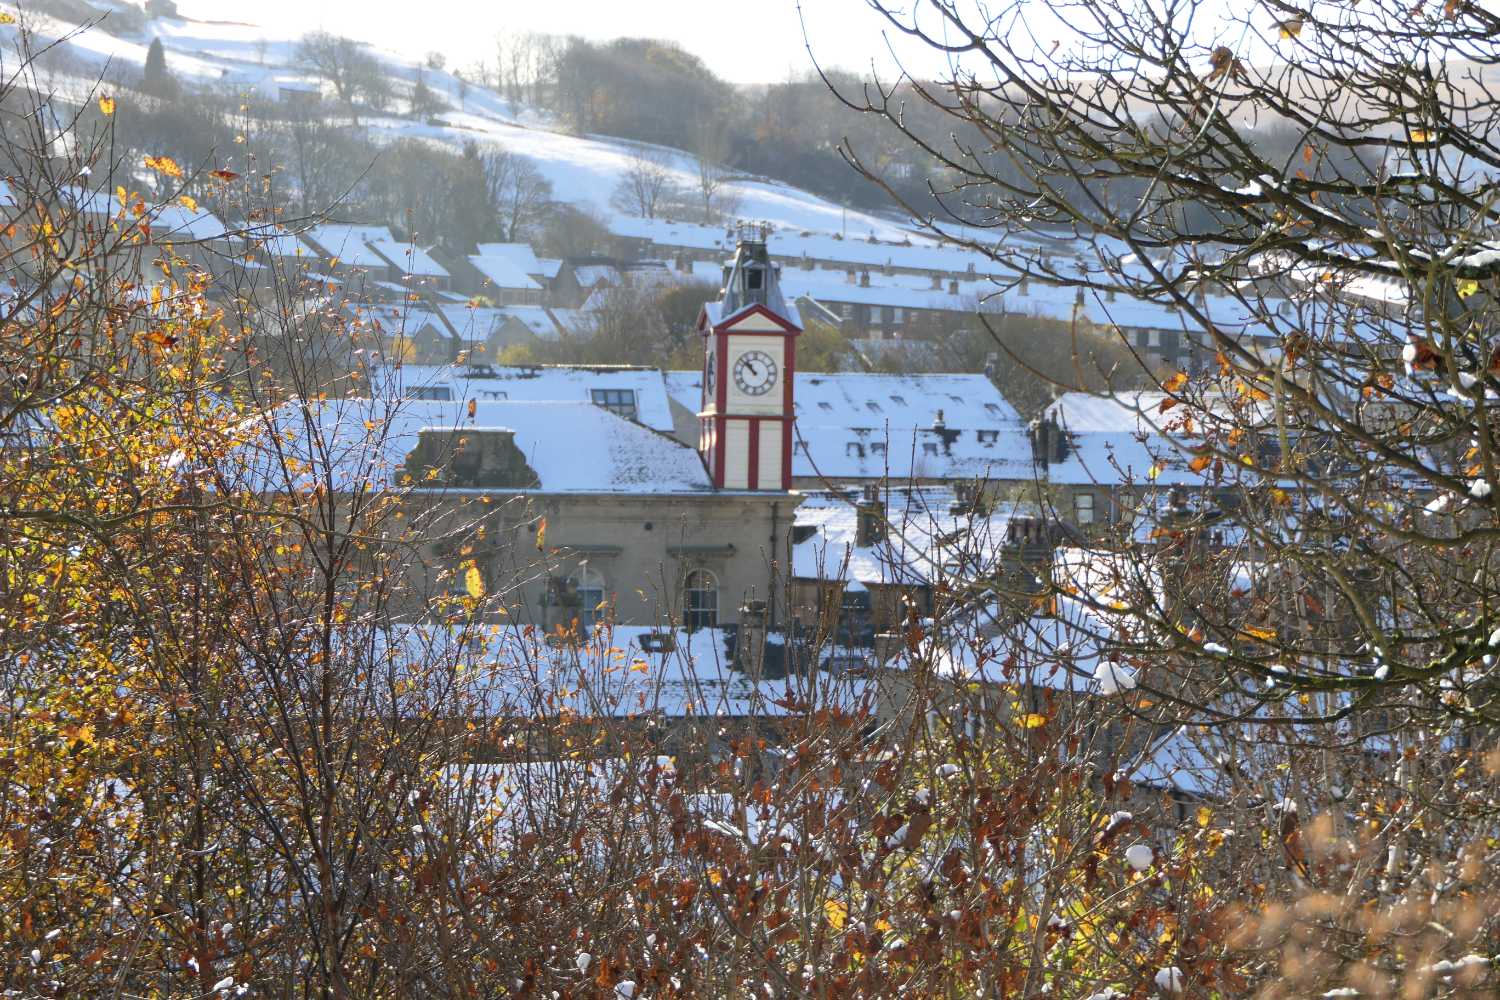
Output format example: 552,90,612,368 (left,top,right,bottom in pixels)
4,0,922,242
